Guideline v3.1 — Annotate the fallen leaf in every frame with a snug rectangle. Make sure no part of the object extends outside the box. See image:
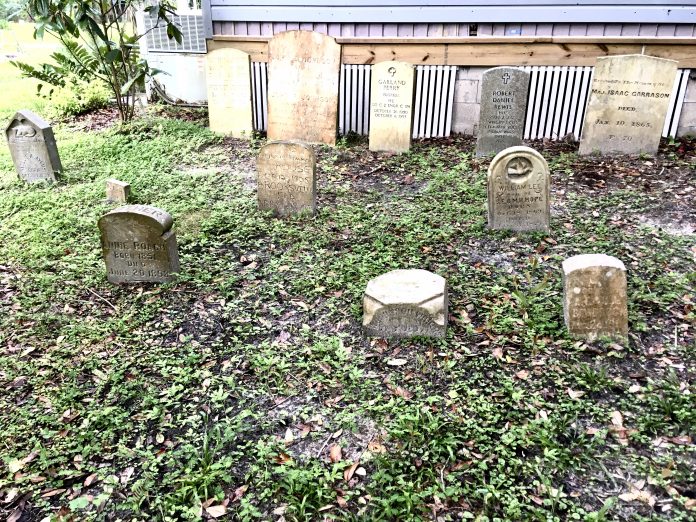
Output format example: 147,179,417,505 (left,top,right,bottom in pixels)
386,358,407,366
611,410,624,427
344,461,360,481
367,440,387,454
492,347,503,360
274,452,293,465
284,428,294,444
84,473,98,487
567,388,585,400
329,444,342,463
387,384,414,400
206,505,227,518
232,484,248,502
515,370,529,380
